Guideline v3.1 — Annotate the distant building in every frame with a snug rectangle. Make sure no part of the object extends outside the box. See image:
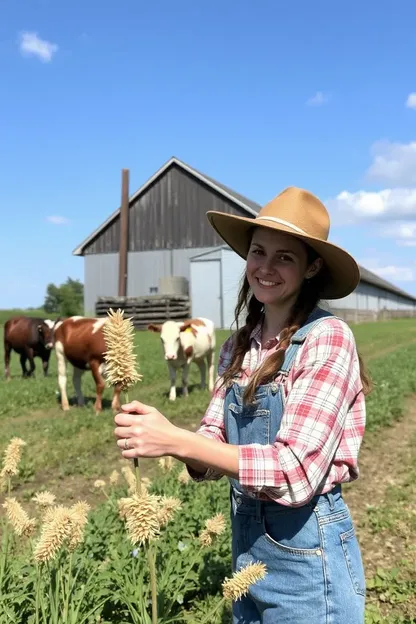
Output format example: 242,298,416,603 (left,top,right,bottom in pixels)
73,157,416,326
